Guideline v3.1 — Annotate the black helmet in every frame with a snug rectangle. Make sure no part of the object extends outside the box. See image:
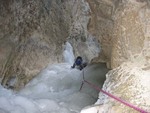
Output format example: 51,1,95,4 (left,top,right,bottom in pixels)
77,56,82,60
